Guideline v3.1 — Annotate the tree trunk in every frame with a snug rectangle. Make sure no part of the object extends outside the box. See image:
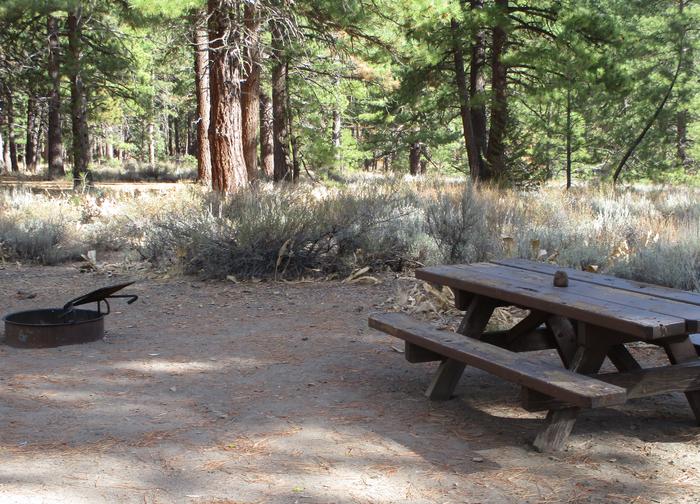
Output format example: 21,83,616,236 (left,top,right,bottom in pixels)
193,10,212,185
241,2,261,181
469,0,487,156
208,0,248,192
25,95,39,172
450,17,485,180
409,141,421,175
47,15,64,179
0,117,4,171
167,116,174,157
270,18,292,182
174,116,181,158
677,110,689,166
5,88,19,172
565,86,572,189
485,0,508,180
147,122,156,166
675,0,691,167
332,105,342,168
259,90,274,178
67,8,91,187
2,128,9,171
